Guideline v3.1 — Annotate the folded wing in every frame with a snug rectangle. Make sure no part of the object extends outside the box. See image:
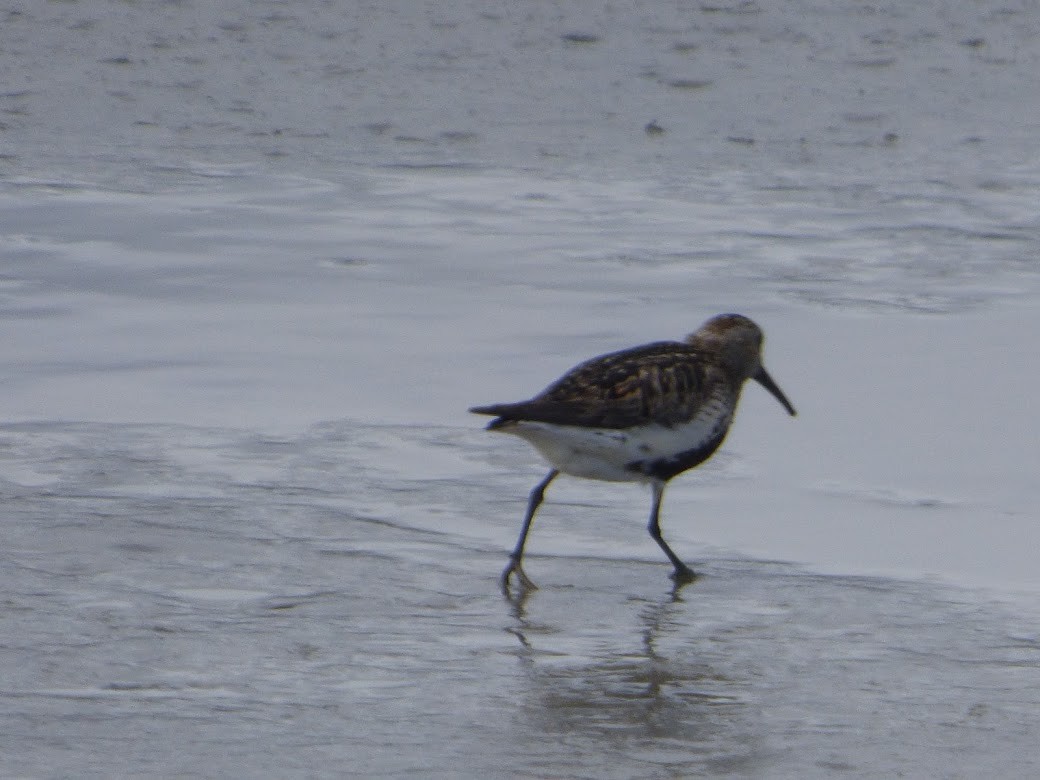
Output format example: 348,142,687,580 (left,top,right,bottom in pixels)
470,342,719,430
